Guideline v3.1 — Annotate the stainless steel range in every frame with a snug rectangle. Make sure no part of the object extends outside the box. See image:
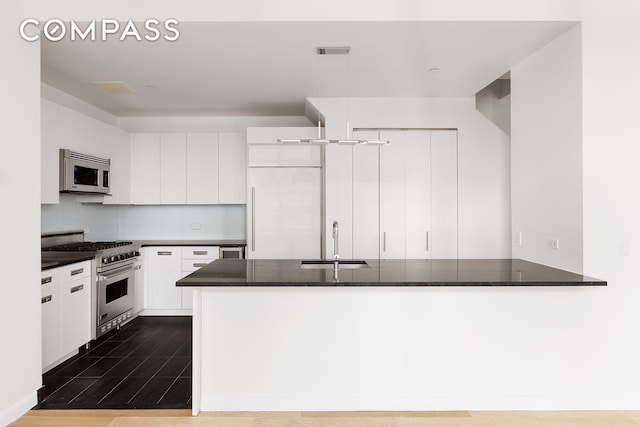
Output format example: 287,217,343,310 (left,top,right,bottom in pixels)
42,231,140,339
